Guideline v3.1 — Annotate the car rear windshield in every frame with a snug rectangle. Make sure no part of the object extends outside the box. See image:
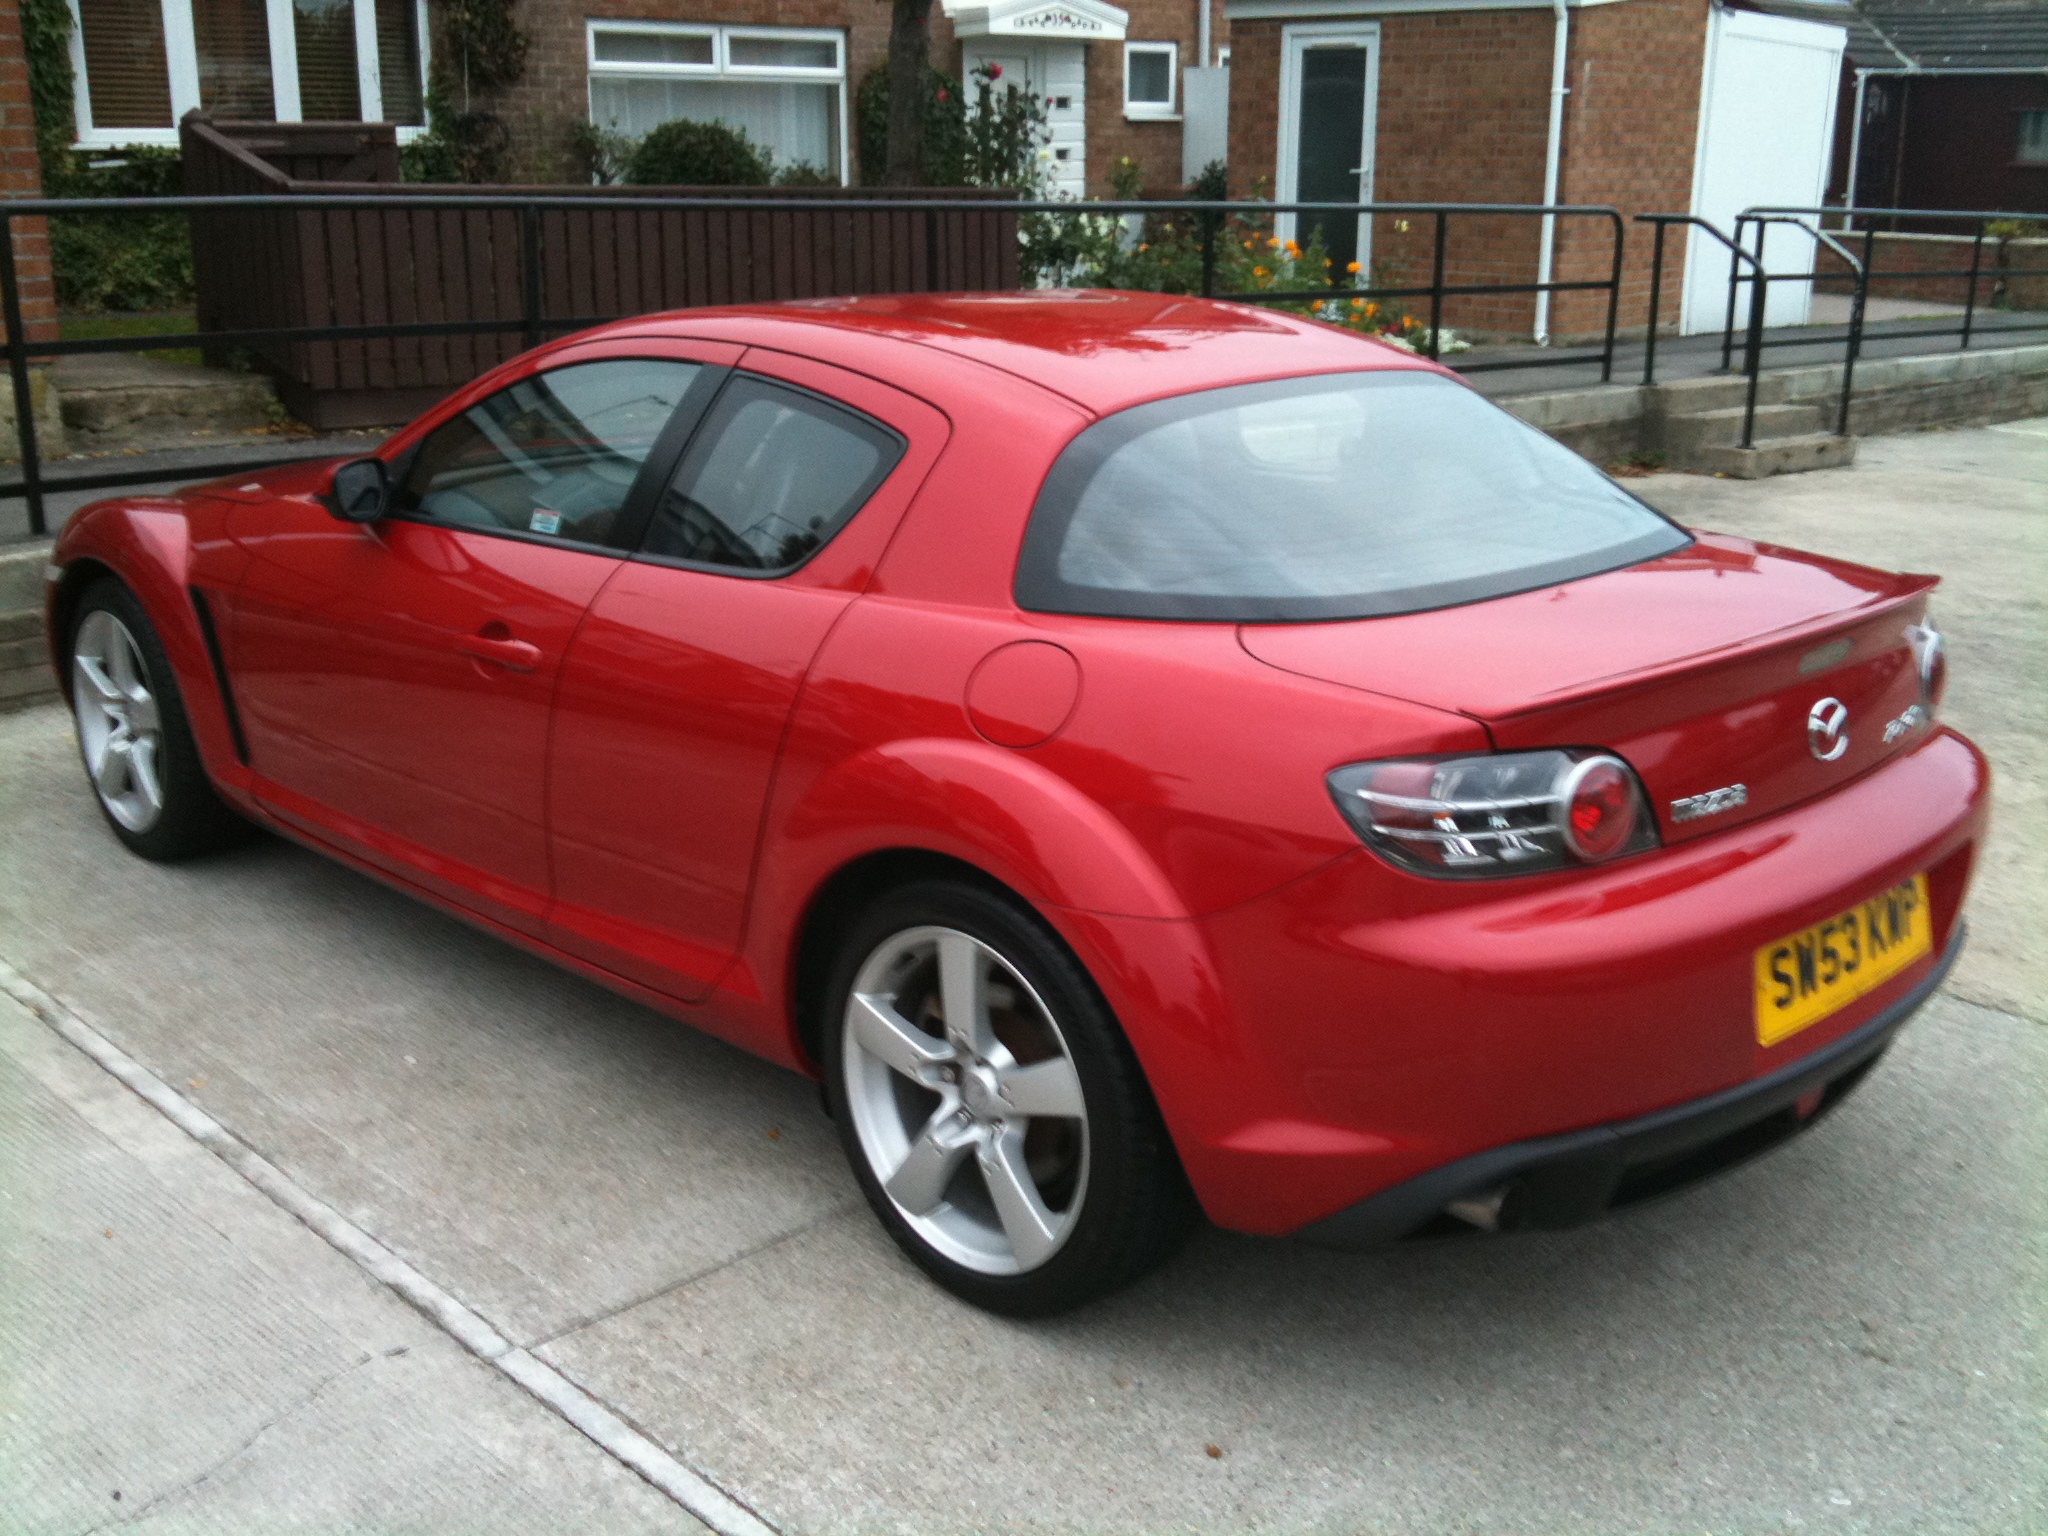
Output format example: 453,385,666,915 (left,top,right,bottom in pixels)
1014,371,1691,621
